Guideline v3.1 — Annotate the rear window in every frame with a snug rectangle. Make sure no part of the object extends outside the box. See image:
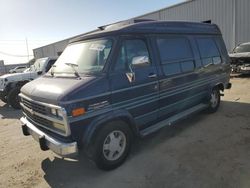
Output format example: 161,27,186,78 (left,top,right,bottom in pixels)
156,37,195,76
197,38,221,65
